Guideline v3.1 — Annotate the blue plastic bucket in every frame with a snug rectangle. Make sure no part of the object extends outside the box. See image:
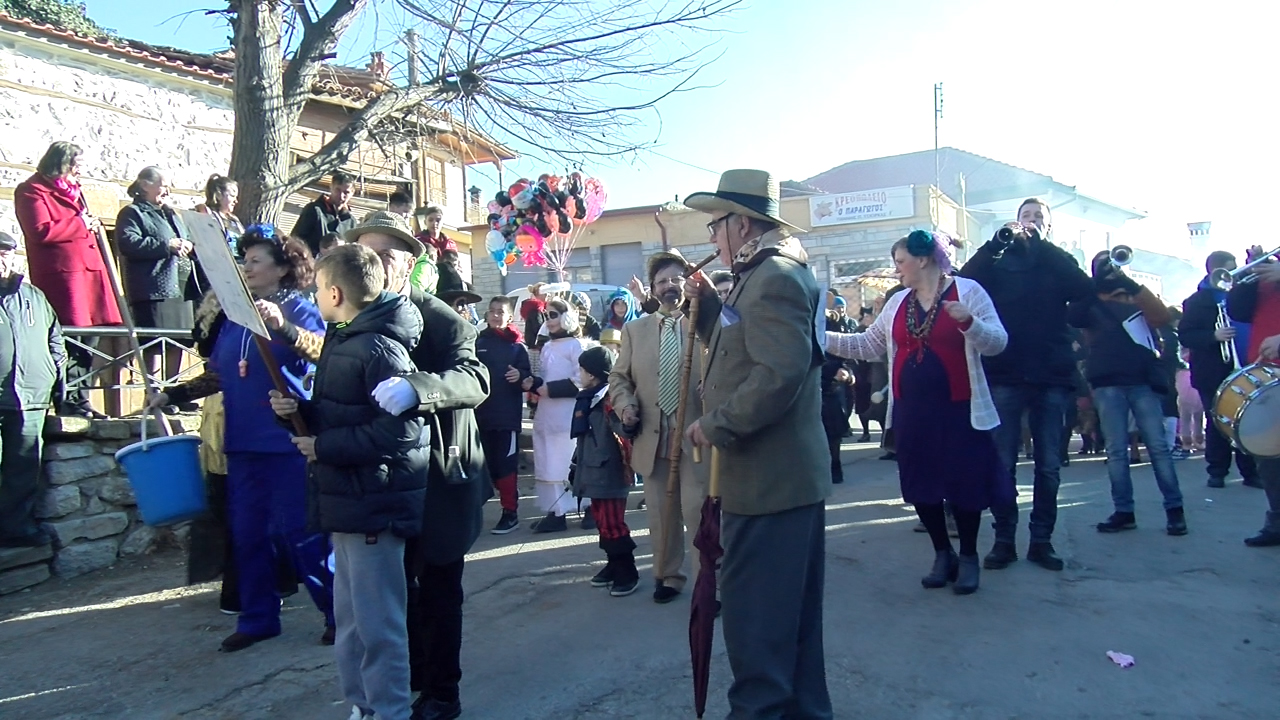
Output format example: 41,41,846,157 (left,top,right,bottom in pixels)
114,435,207,526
